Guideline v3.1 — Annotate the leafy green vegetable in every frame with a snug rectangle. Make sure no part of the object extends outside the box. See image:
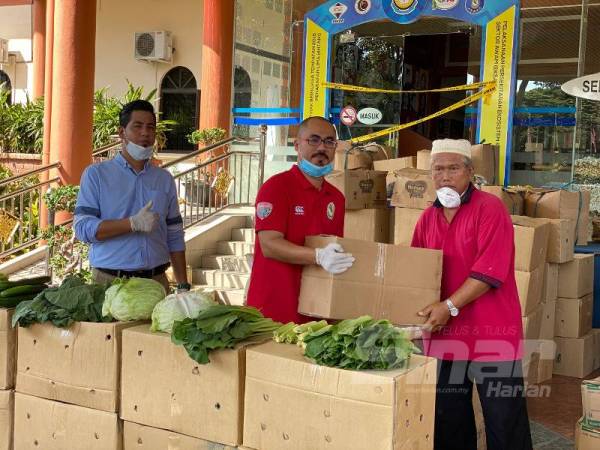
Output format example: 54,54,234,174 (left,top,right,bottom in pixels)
11,276,112,328
171,305,282,364
102,277,166,321
150,289,216,333
276,316,420,371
